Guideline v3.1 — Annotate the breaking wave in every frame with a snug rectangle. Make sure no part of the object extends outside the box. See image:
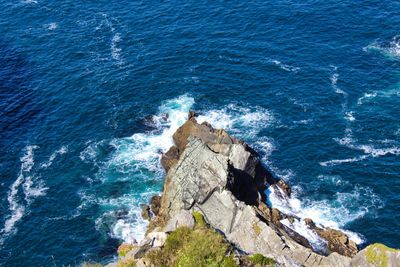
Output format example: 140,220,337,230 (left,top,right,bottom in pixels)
267,183,383,248
197,104,275,139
